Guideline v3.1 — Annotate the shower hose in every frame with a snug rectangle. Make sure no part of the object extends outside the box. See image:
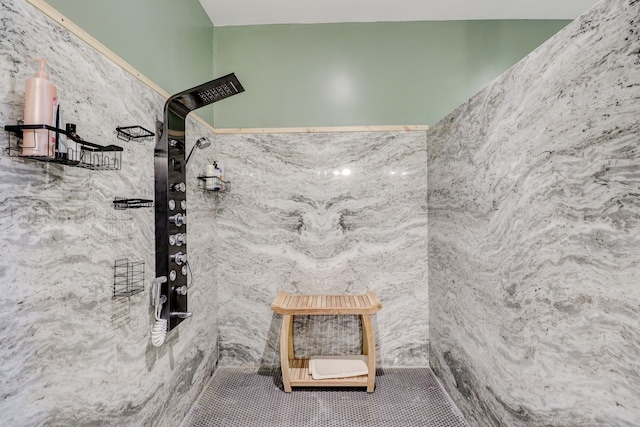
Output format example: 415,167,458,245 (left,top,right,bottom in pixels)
151,276,168,347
